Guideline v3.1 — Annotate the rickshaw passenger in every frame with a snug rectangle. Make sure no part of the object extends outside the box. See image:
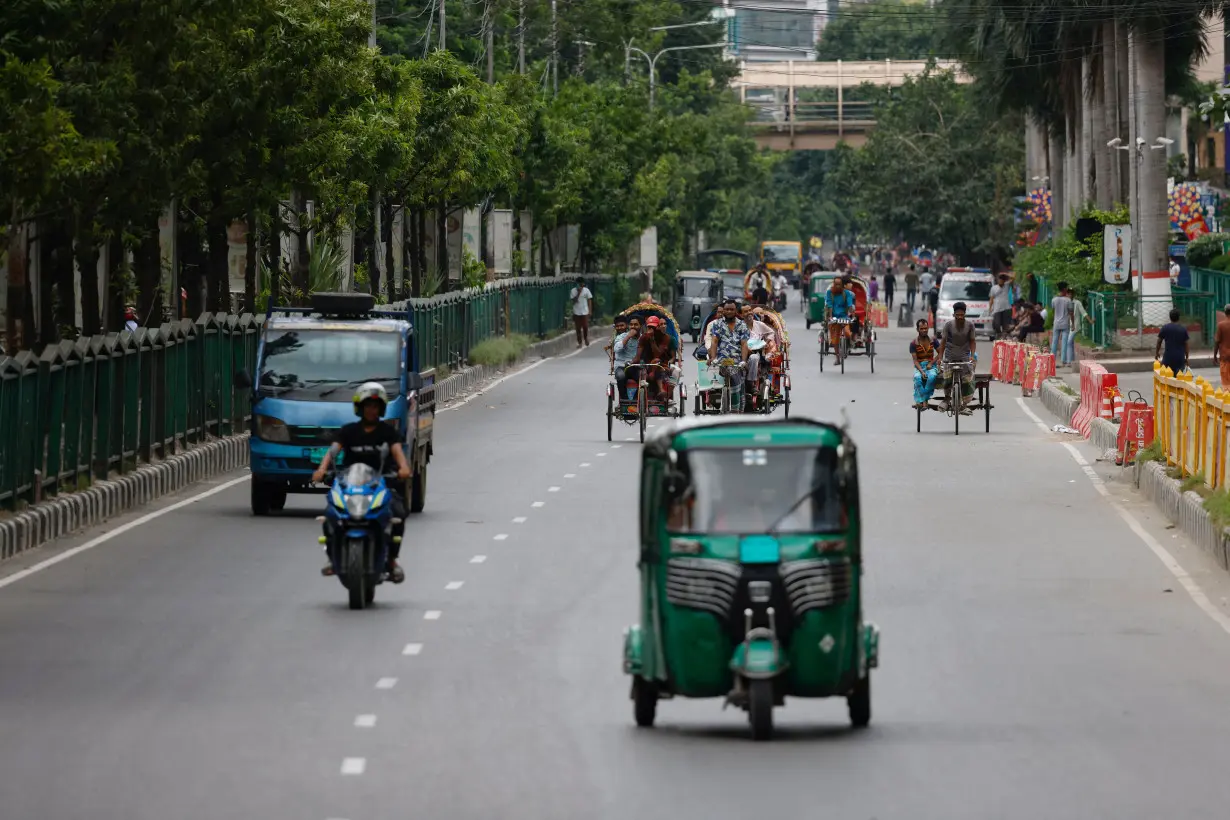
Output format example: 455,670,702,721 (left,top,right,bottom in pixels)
630,316,675,401
740,305,777,392
612,317,641,399
605,317,628,365
910,319,939,407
